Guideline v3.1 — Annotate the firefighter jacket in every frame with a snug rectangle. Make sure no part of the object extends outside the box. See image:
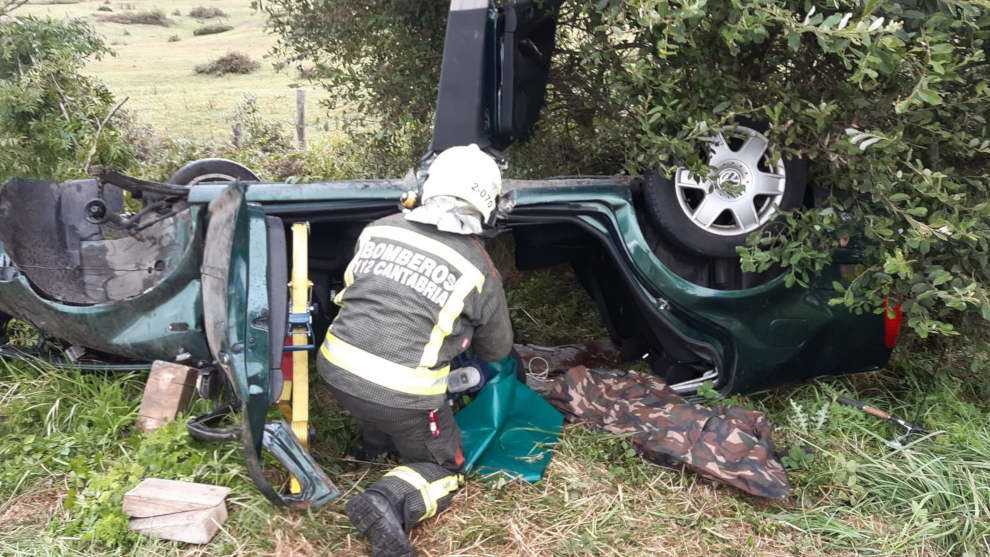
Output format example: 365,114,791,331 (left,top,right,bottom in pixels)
318,213,513,409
